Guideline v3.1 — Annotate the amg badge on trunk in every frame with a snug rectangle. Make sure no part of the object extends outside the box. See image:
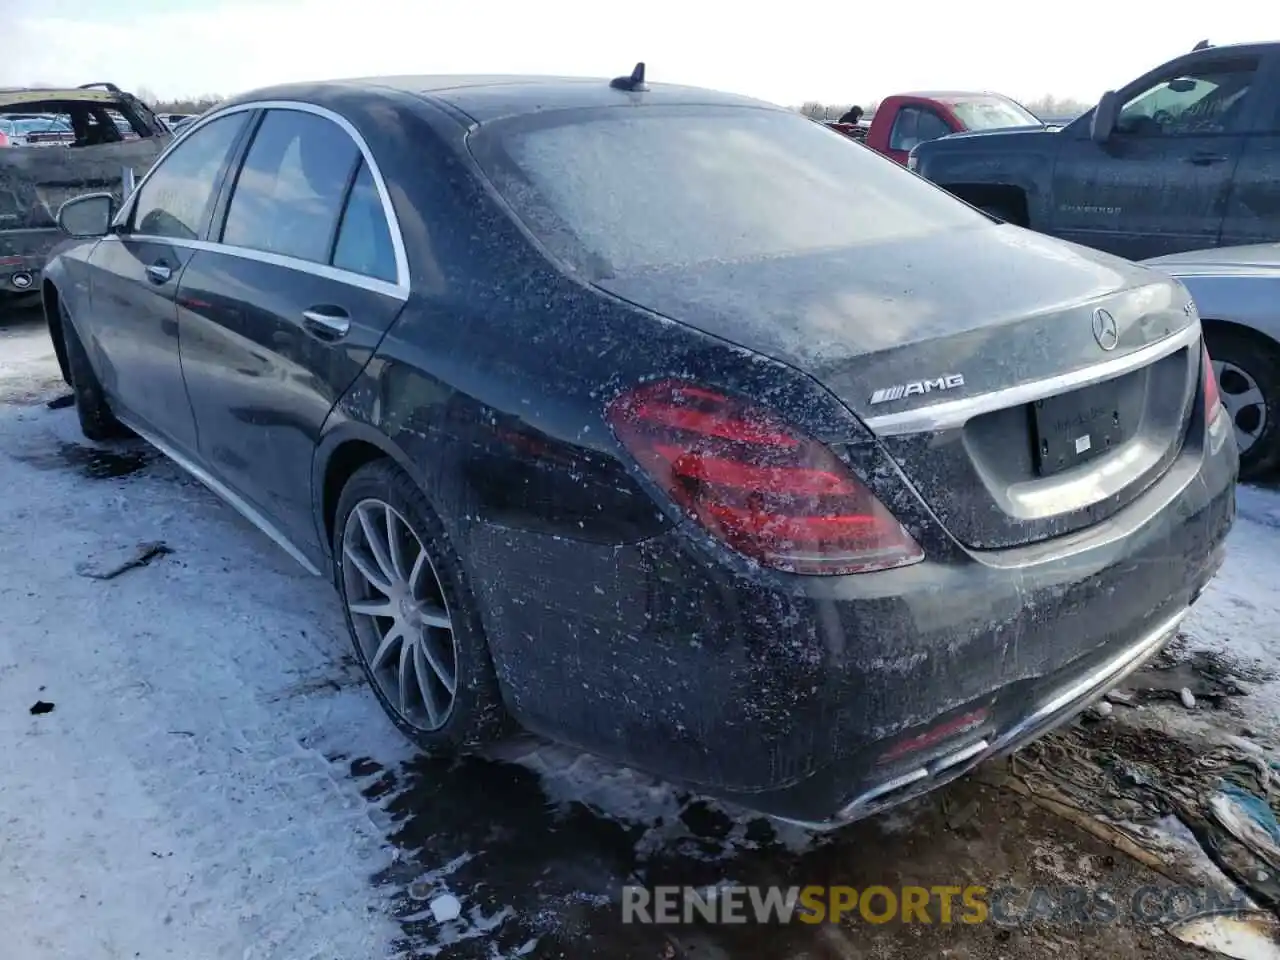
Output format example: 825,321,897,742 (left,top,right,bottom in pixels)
869,373,966,405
